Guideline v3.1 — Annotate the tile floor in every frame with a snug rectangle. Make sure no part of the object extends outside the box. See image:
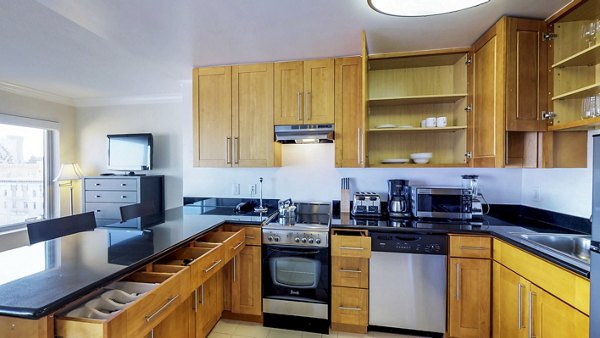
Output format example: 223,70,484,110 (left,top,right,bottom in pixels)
207,319,426,338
